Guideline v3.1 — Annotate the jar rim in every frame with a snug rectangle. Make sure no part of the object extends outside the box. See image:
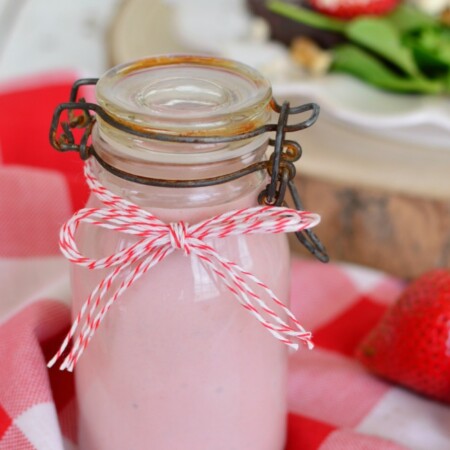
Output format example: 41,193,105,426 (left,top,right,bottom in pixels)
96,55,272,137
